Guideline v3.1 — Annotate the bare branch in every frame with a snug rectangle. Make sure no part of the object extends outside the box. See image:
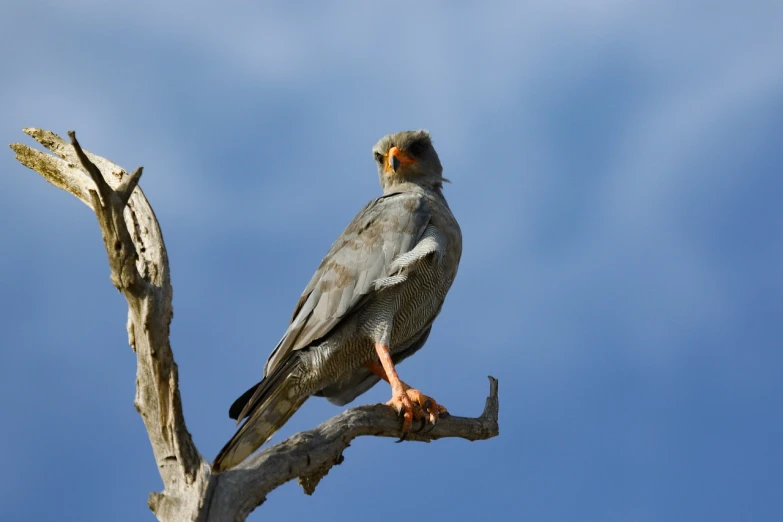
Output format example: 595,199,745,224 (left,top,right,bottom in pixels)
120,166,144,206
199,377,498,520
10,129,499,522
11,129,207,518
67,130,112,201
